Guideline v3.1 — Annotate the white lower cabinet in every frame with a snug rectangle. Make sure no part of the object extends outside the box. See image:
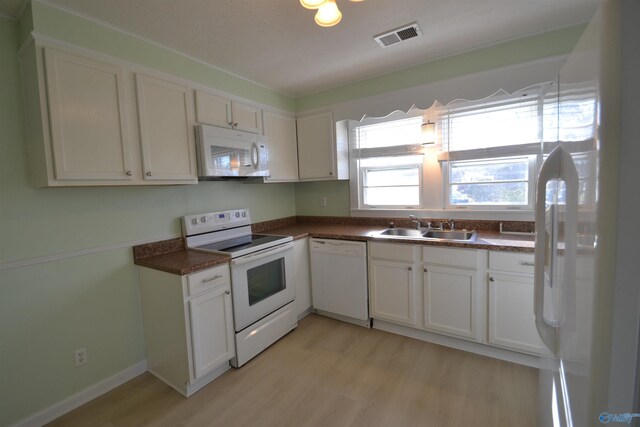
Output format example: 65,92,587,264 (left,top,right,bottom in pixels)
368,242,419,327
138,264,235,397
369,259,417,326
488,272,543,354
487,251,542,355
422,247,481,341
369,243,483,342
423,265,477,339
